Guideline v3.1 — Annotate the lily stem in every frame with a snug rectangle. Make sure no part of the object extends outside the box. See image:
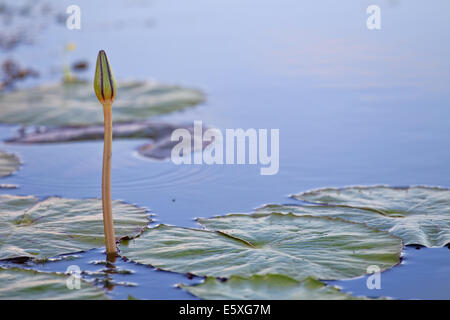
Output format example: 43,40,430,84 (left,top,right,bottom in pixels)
102,102,116,255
